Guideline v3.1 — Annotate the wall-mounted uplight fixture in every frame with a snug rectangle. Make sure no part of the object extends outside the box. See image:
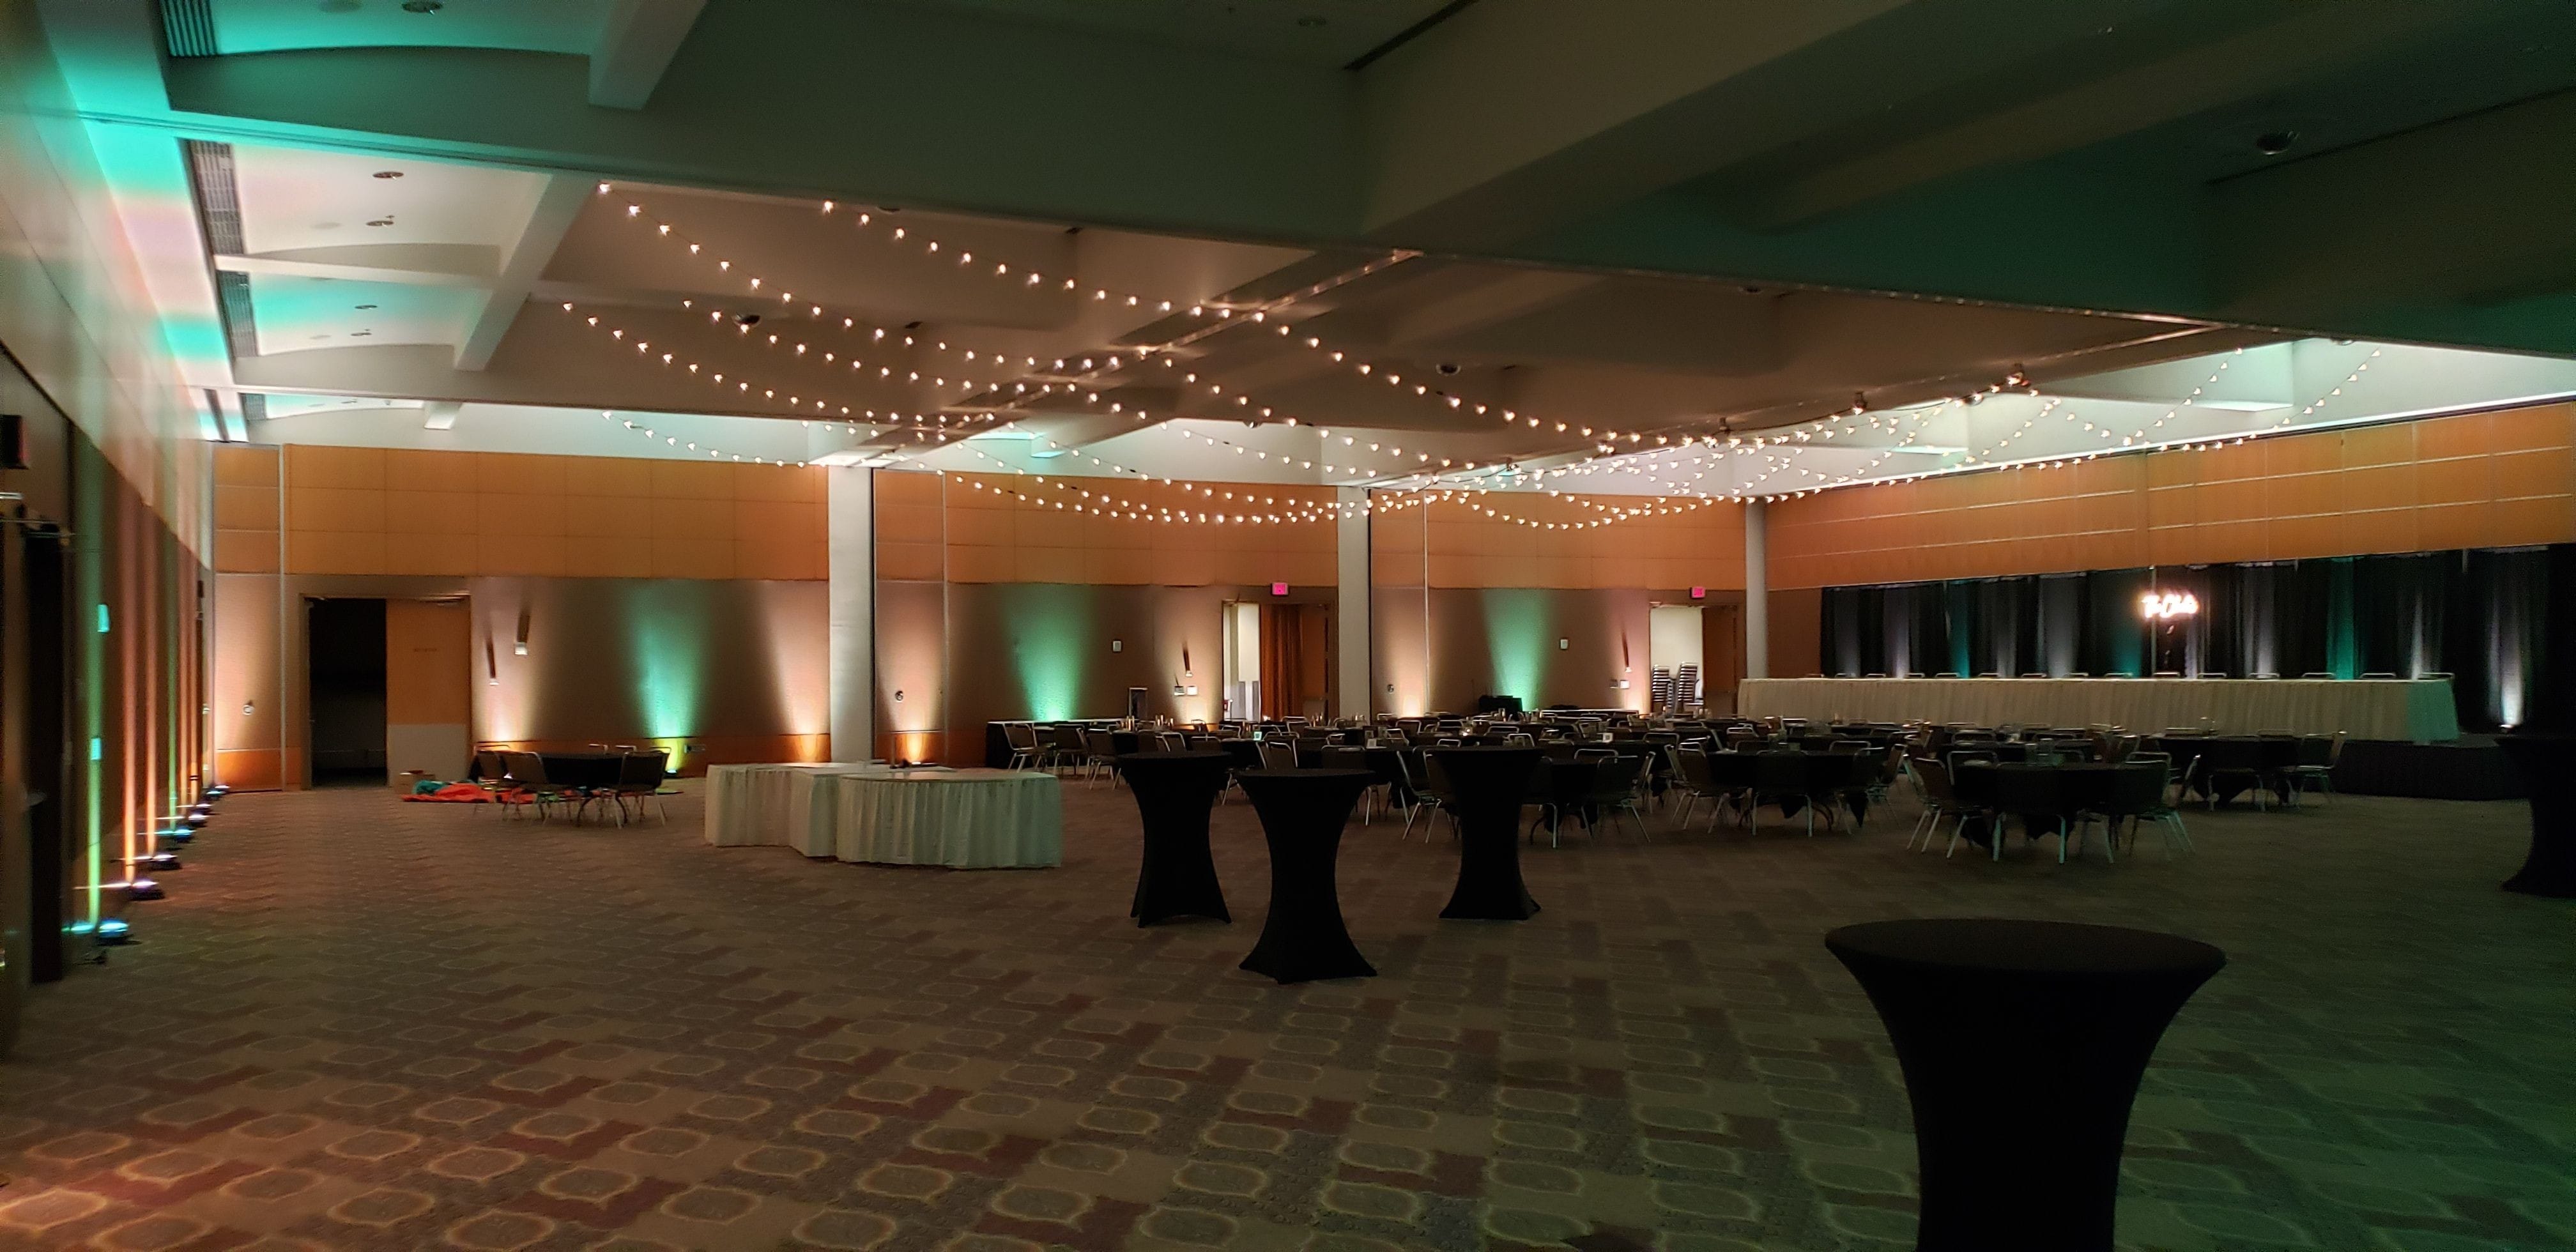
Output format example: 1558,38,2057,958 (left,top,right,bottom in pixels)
1110,639,1123,653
